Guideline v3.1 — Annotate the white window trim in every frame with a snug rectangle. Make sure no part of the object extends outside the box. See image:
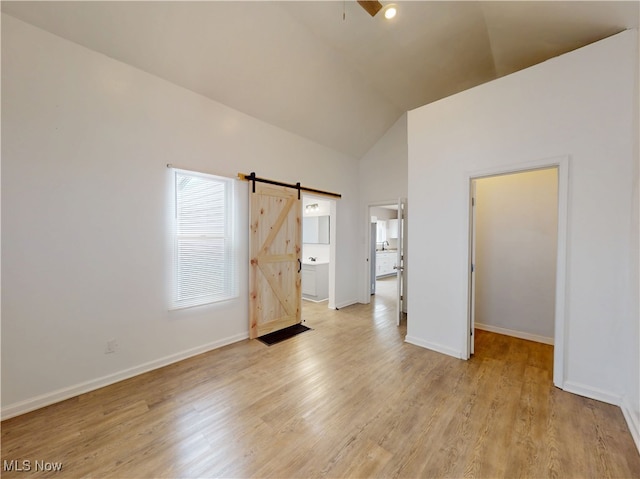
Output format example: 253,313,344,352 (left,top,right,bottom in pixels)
171,169,237,310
